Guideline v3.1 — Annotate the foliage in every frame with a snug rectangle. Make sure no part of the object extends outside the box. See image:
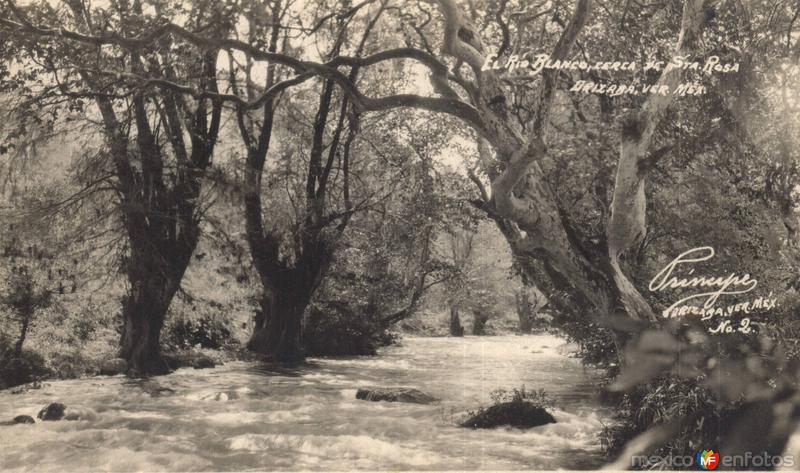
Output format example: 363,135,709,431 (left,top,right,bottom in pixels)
0,265,52,353
0,331,50,389
425,220,521,336
163,314,233,351
304,302,396,356
489,386,556,410
602,315,800,469
601,376,723,459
